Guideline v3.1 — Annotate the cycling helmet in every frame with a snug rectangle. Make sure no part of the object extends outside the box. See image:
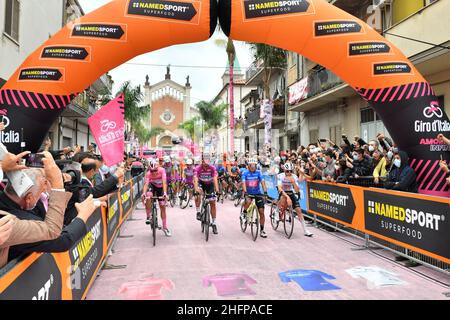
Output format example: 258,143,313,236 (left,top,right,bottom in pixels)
231,167,238,173
186,159,193,165
217,159,223,165
149,159,158,170
163,156,171,163
274,156,281,164
248,158,258,165
283,162,294,171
